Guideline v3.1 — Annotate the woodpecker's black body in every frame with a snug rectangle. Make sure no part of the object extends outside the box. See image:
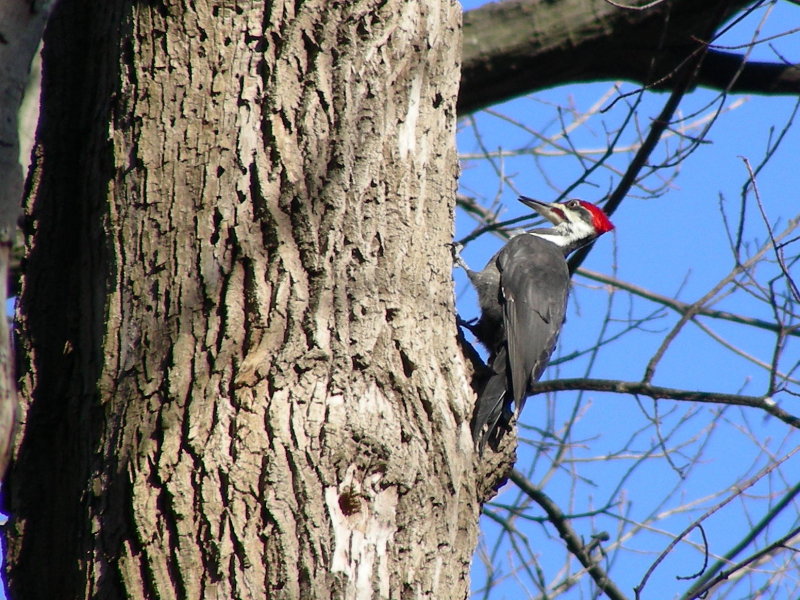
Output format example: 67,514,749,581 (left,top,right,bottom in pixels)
456,196,614,451
468,234,569,449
